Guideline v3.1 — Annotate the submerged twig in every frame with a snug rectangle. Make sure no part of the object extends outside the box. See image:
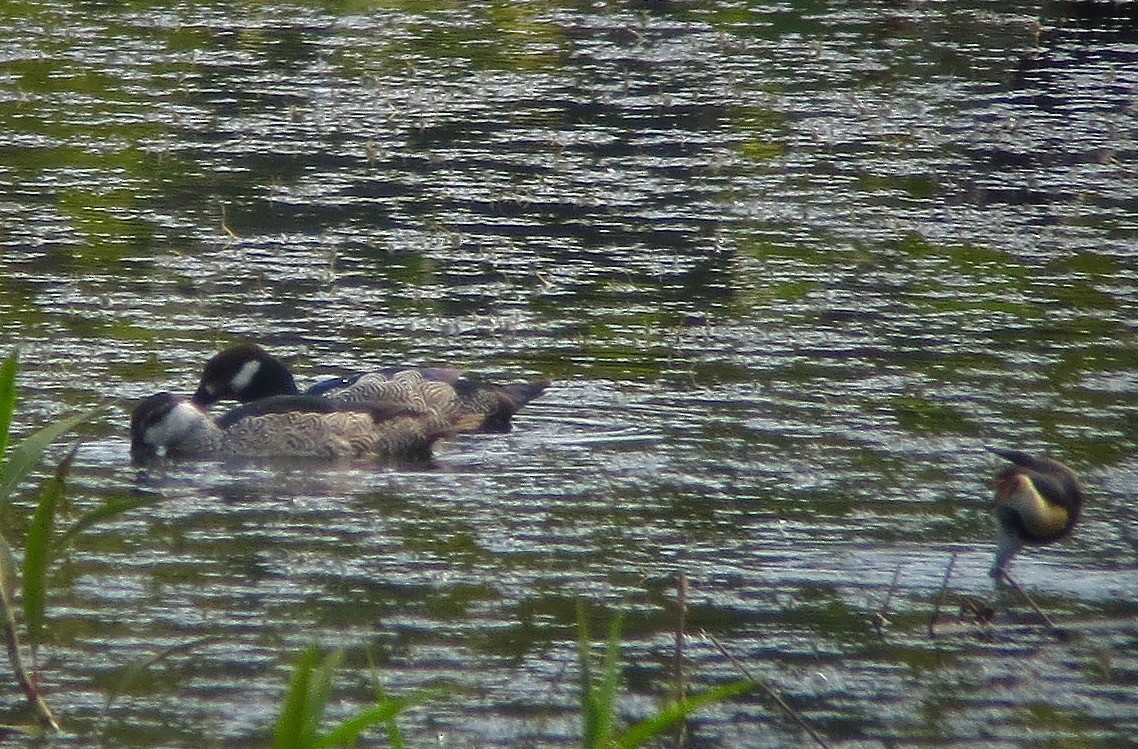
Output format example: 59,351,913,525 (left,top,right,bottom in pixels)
701,630,831,749
220,203,237,239
672,572,688,749
928,551,958,638
105,635,225,710
873,566,902,637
